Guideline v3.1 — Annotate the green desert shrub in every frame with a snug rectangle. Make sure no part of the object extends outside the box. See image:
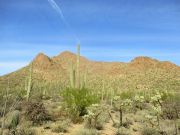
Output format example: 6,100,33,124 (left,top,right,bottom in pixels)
119,90,136,100
25,102,51,124
51,119,71,133
0,129,10,135
3,110,20,129
75,128,98,135
16,127,37,135
142,127,161,135
162,94,180,119
62,87,99,122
